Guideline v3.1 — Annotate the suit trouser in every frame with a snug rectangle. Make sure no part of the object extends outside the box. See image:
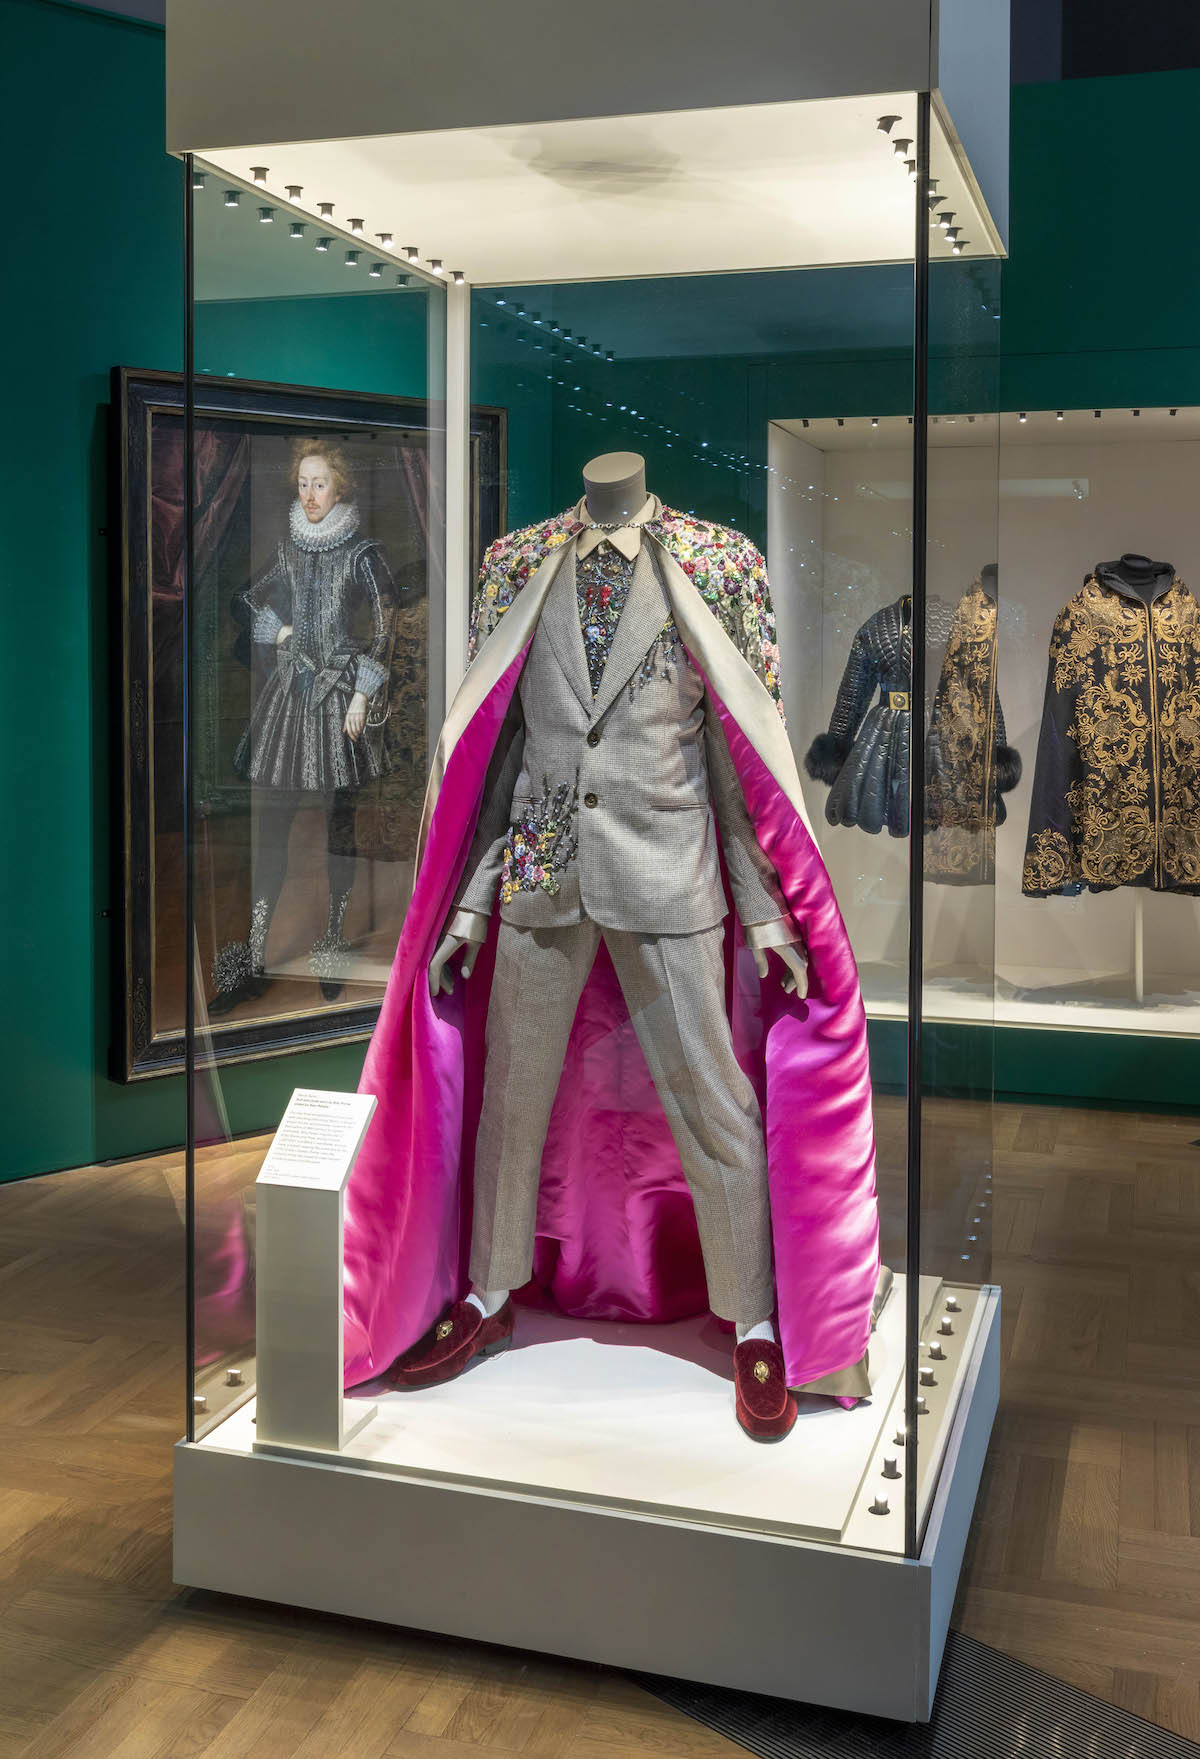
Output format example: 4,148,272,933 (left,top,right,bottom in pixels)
468,917,775,1324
